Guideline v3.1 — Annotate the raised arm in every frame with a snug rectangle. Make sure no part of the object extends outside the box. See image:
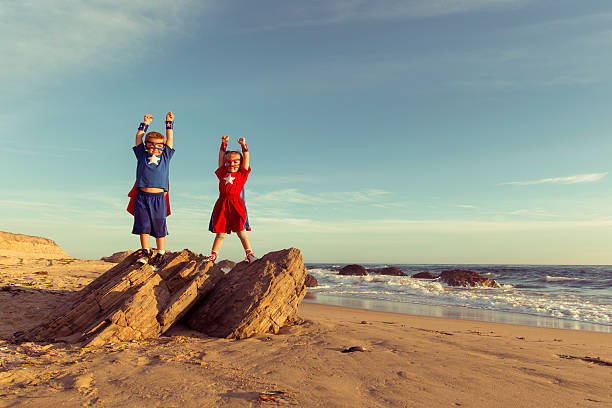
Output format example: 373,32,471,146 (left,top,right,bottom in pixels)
135,114,153,146
238,137,249,170
219,135,229,168
165,111,174,149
